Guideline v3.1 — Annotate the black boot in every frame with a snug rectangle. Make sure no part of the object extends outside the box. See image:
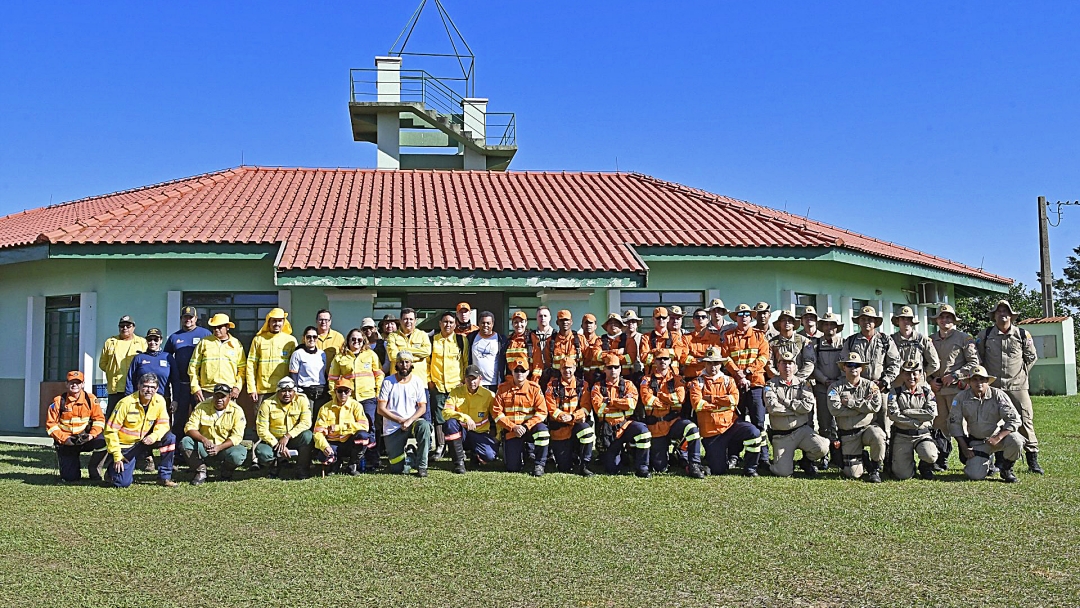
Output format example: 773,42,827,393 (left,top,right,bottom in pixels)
1026,452,1044,475
266,459,280,479
865,461,882,483
918,461,936,480
799,457,818,478
448,438,466,474
830,442,843,469
347,447,367,476
687,463,705,479
1000,458,1019,483
531,461,546,477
